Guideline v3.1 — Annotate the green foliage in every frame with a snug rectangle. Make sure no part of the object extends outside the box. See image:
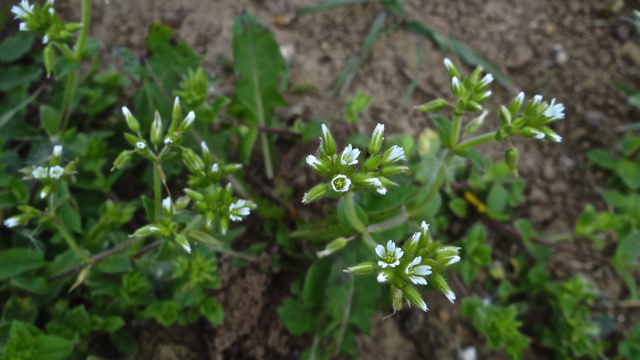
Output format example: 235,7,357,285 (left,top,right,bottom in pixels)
460,224,491,284
344,91,374,123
